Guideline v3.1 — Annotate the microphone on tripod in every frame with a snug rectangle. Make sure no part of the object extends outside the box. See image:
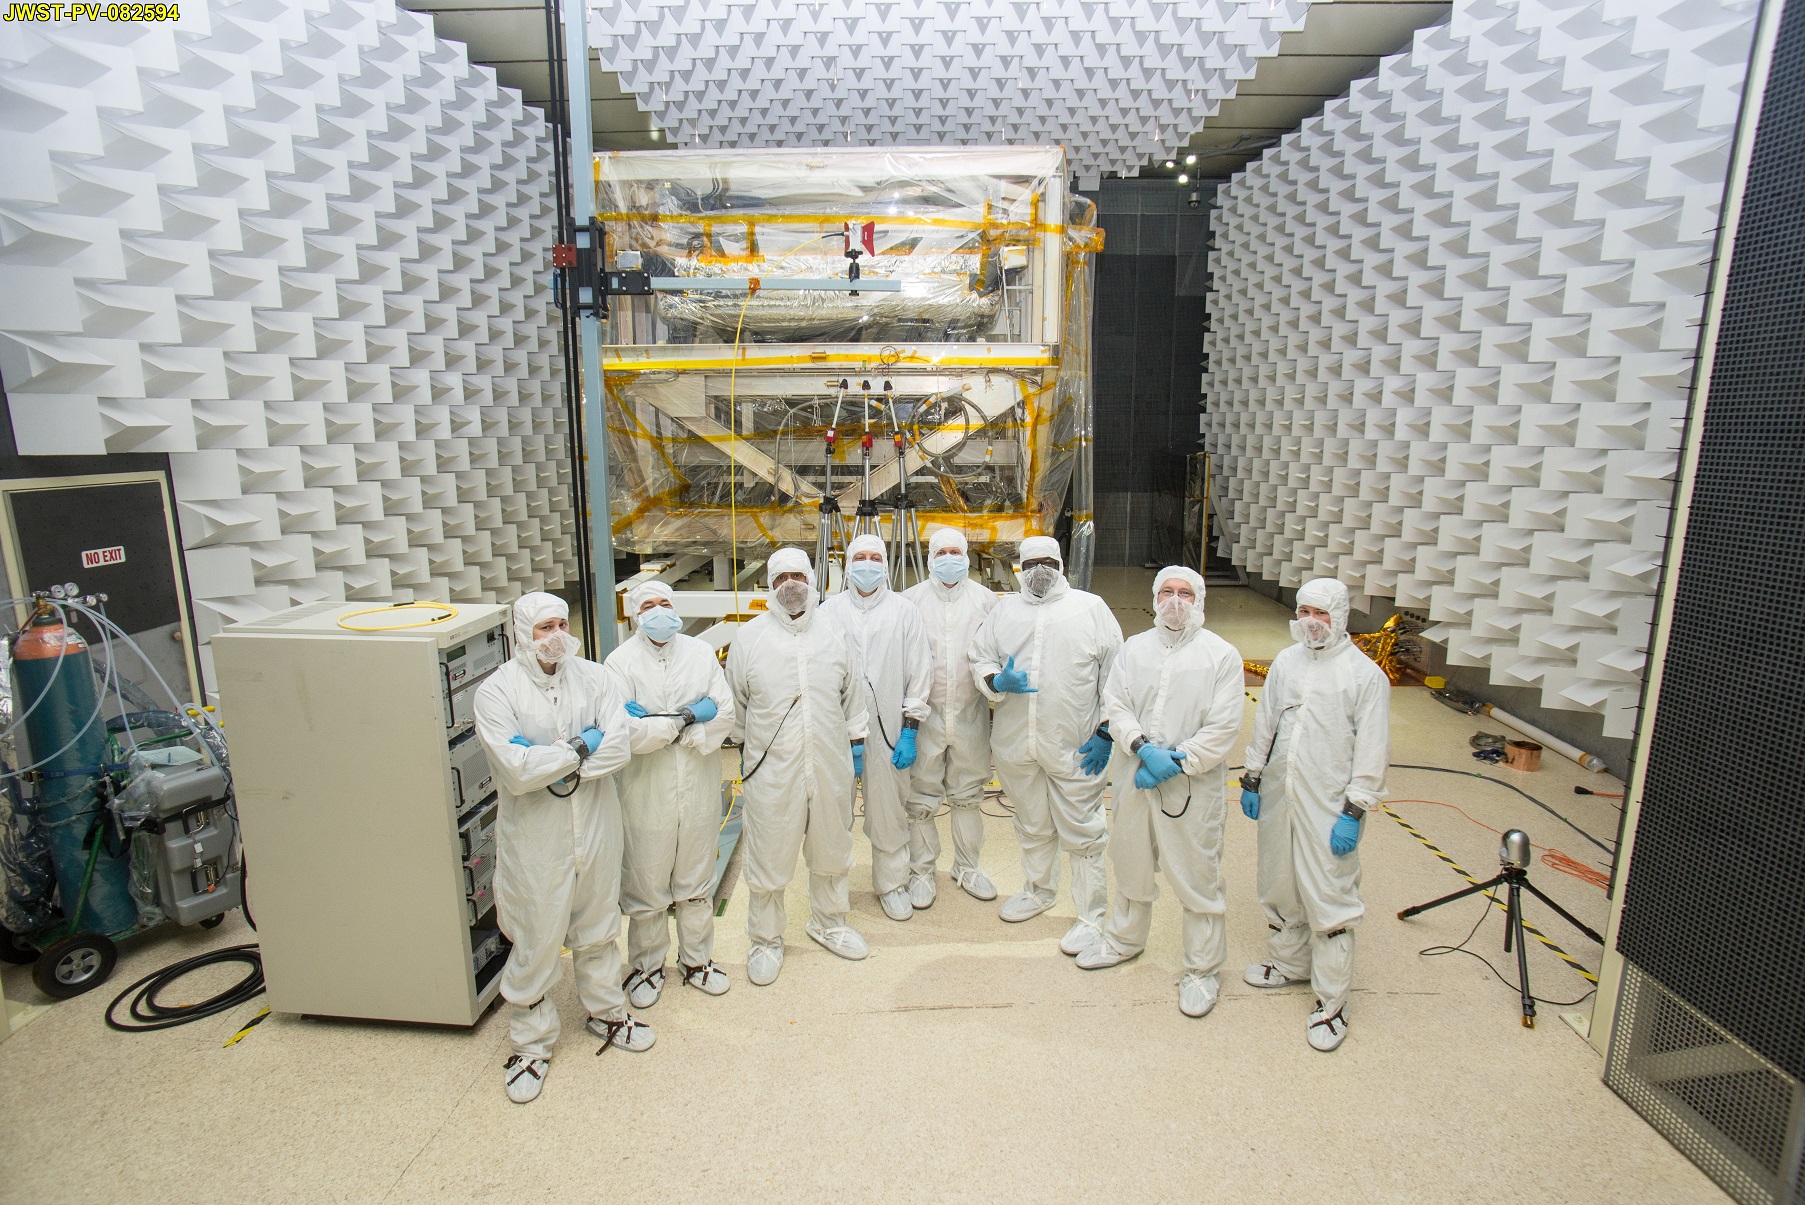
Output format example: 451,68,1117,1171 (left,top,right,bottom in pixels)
1399,827,1601,1028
